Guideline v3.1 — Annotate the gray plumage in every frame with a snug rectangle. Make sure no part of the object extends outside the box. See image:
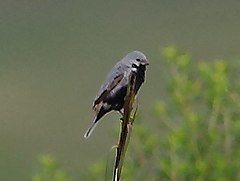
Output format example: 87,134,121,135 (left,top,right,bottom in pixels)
84,51,149,138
